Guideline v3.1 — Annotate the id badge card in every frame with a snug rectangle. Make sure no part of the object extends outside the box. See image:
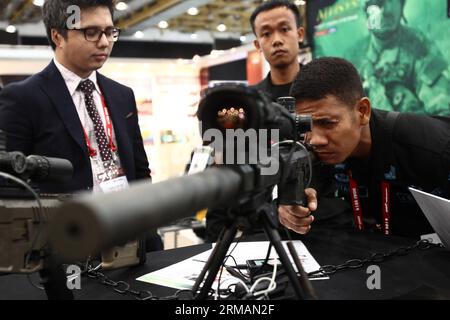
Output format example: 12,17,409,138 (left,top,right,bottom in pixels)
188,146,214,175
99,175,129,193
93,155,129,193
